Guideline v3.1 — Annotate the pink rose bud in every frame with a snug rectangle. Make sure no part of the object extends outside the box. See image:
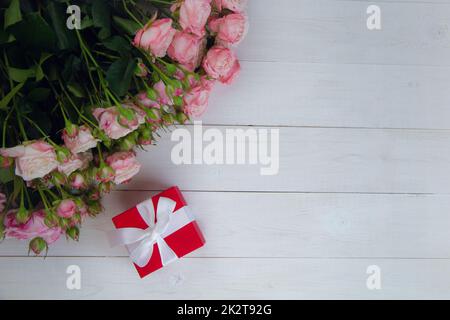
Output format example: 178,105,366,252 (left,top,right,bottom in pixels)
138,126,153,145
179,0,212,37
0,155,13,168
135,60,148,77
4,210,62,244
88,200,103,215
98,181,113,194
0,192,6,213
106,151,141,185
183,77,215,117
88,189,101,201
64,121,79,138
63,125,99,154
96,163,115,183
213,13,248,47
70,173,86,190
51,171,67,186
153,80,173,106
16,206,30,224
213,0,247,13
202,46,241,84
0,141,58,181
176,112,189,124
168,31,206,71
29,237,48,255
137,91,159,109
93,105,145,140
133,18,176,57
66,226,79,241
57,152,92,177
119,132,138,151
56,147,72,164
57,199,77,218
